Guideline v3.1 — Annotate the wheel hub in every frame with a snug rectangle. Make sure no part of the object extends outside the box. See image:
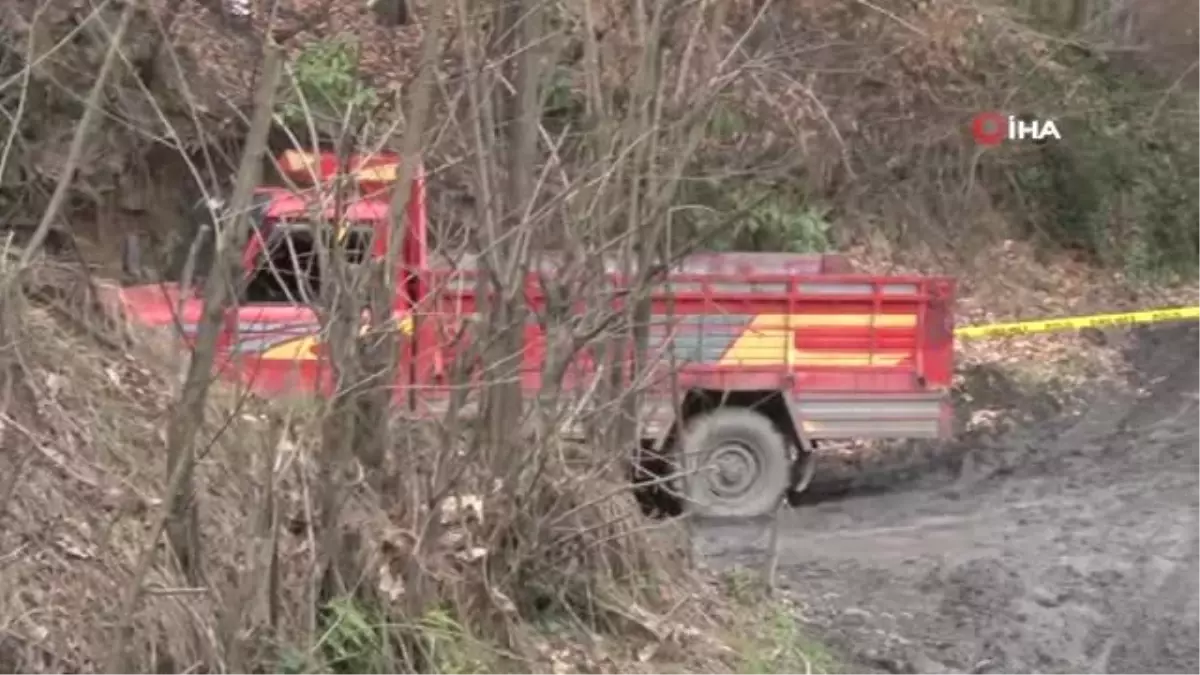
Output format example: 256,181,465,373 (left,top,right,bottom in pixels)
707,442,759,498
